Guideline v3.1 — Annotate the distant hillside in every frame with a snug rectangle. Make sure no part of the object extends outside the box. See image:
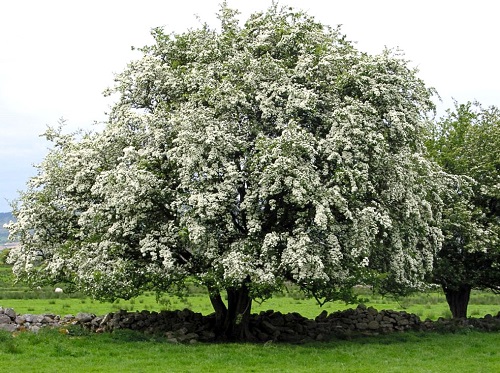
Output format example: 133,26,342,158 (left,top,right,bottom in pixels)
0,212,14,245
